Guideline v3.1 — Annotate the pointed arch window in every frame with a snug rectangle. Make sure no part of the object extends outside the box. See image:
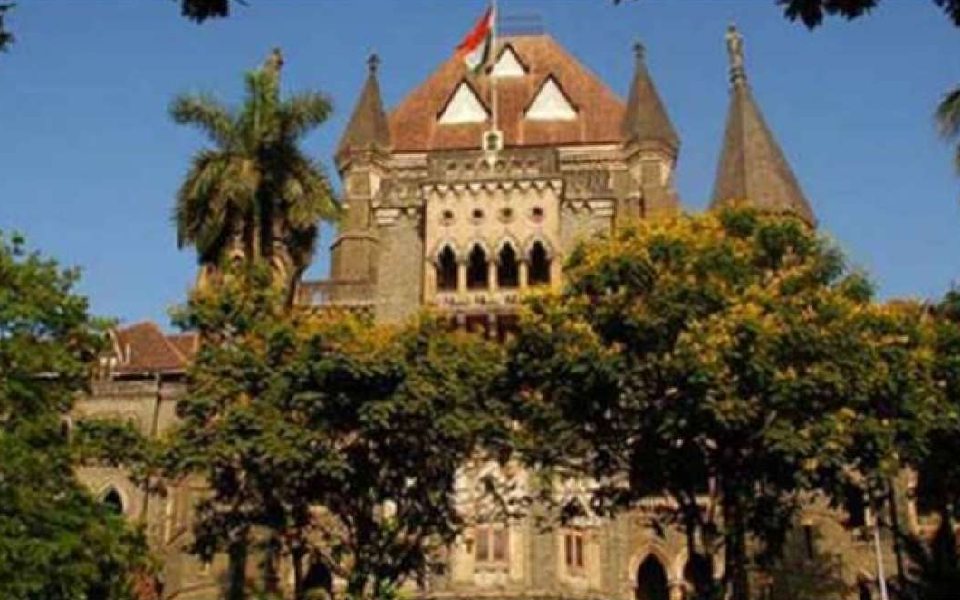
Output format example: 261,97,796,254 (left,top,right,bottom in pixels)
437,246,458,292
529,241,551,286
636,555,668,600
497,243,519,289
102,487,124,515
467,244,489,290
